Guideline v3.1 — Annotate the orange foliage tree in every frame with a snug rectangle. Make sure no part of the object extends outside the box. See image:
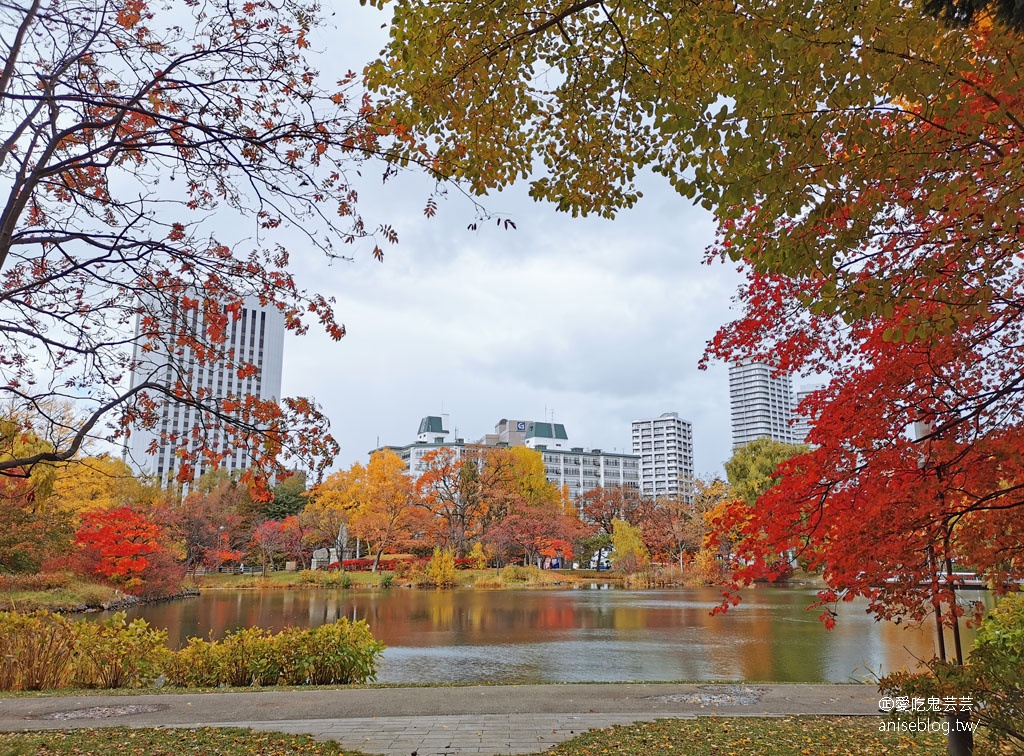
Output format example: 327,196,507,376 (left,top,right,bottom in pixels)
156,474,249,572
0,0,416,492
249,514,309,574
415,445,571,557
481,447,584,566
415,447,496,555
579,486,645,536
